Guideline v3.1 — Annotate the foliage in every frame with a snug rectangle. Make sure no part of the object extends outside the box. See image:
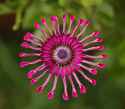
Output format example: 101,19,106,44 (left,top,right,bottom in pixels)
0,0,125,109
